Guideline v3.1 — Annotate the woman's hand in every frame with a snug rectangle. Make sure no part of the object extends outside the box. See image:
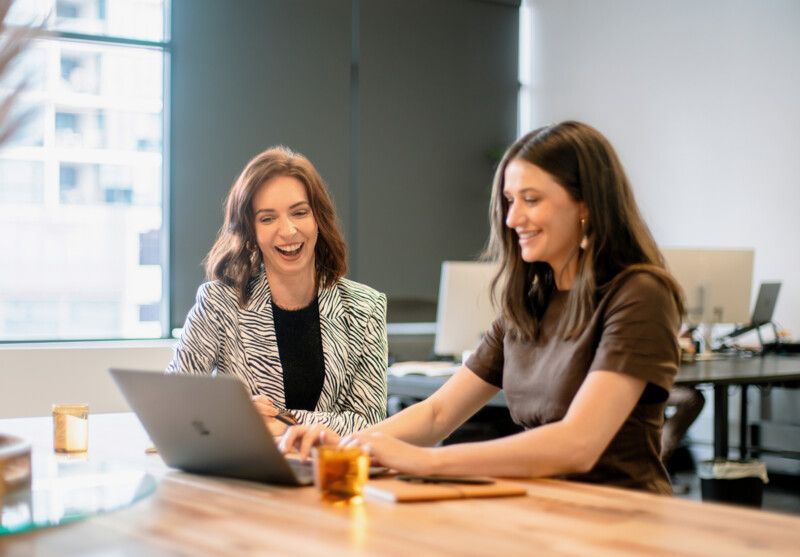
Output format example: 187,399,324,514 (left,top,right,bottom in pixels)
251,395,287,436
341,432,435,475
251,394,278,417
279,423,341,460
281,424,436,474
